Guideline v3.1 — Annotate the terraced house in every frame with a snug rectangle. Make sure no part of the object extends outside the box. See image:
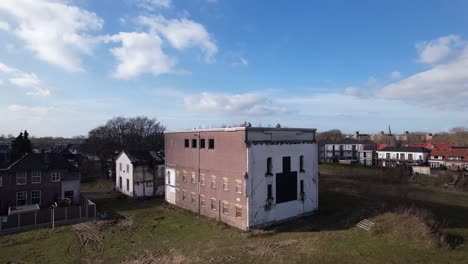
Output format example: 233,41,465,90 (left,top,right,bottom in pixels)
165,126,319,230
0,153,81,215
